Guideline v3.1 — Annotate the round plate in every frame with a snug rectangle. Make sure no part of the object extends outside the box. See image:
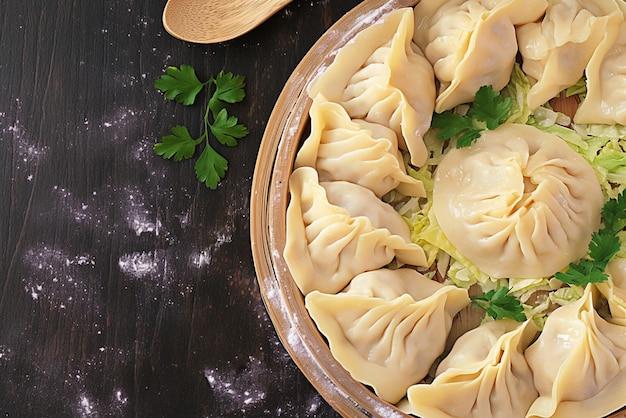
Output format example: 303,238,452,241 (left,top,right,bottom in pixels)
250,1,626,417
